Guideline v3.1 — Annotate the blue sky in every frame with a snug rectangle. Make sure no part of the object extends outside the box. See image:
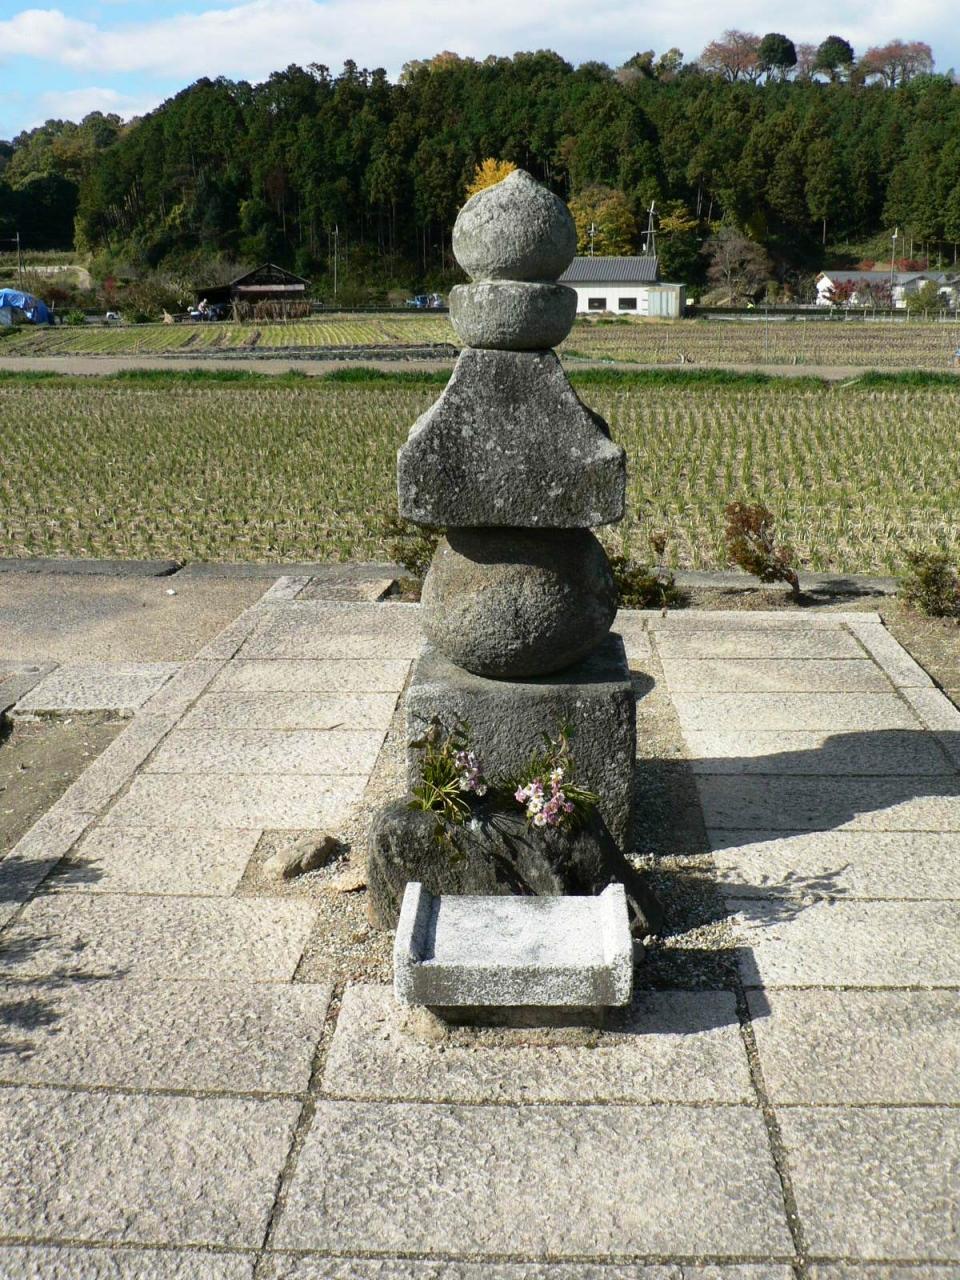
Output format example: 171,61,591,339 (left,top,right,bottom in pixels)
1,0,957,139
